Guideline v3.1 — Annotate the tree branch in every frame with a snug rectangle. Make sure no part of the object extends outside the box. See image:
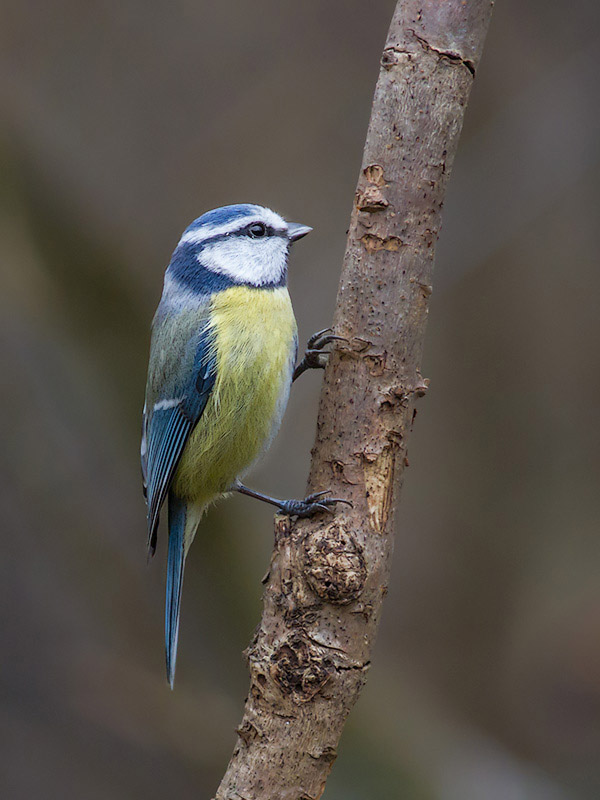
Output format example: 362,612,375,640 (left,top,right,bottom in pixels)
215,2,494,797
